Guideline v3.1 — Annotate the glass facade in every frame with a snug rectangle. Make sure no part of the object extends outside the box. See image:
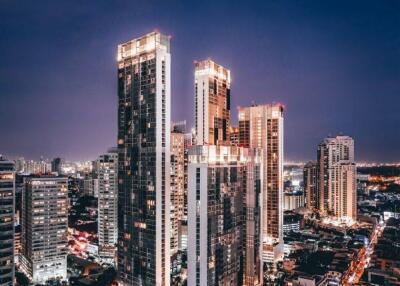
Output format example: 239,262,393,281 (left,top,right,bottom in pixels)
188,146,262,286
117,31,171,286
238,104,284,263
194,60,231,146
170,132,185,256
303,161,318,210
0,158,15,286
